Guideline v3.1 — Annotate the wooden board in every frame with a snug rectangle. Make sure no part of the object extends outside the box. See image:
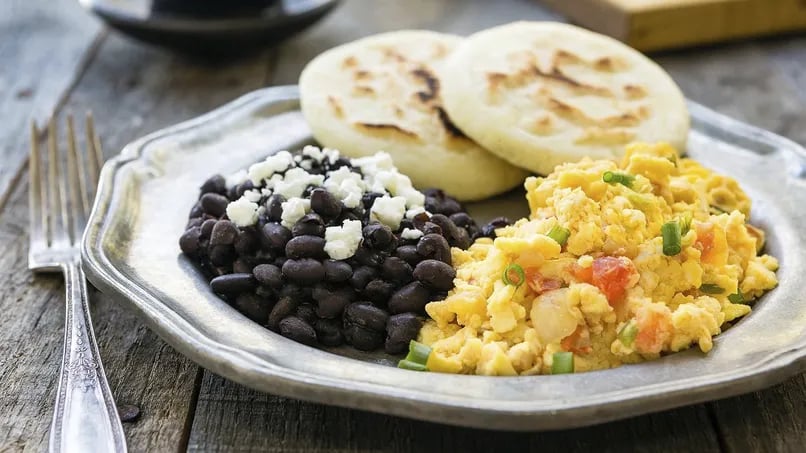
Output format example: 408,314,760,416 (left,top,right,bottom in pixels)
541,0,806,51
